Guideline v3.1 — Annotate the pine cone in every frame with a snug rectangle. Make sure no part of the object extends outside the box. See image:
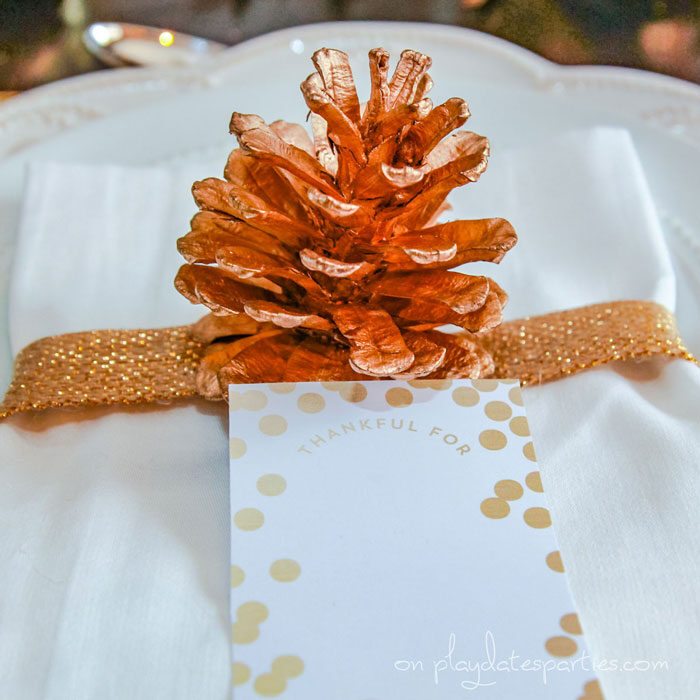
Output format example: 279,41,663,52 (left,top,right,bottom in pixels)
175,47,517,398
